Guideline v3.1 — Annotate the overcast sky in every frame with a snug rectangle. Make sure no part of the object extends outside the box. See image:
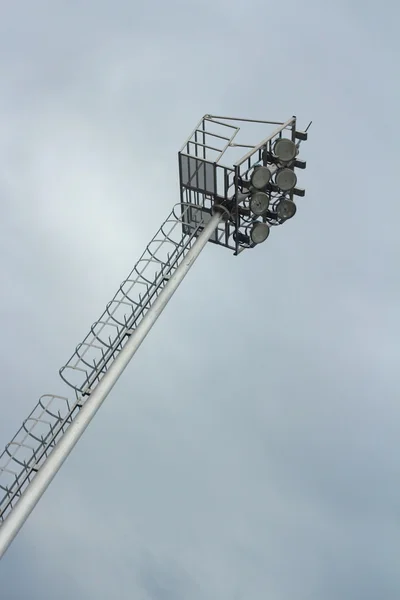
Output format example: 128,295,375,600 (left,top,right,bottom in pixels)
0,1,399,598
